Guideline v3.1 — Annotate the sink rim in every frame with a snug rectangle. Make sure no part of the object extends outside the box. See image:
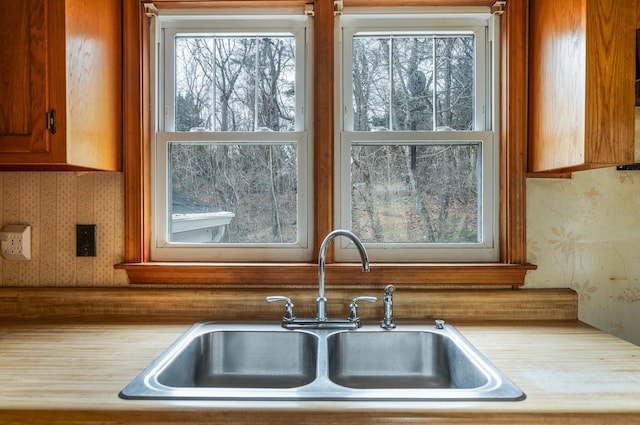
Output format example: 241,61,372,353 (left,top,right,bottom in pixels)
120,321,526,401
